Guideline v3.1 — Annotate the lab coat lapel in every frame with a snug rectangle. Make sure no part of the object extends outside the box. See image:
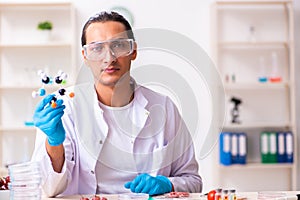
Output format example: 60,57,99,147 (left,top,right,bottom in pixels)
130,86,149,138
74,83,108,169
